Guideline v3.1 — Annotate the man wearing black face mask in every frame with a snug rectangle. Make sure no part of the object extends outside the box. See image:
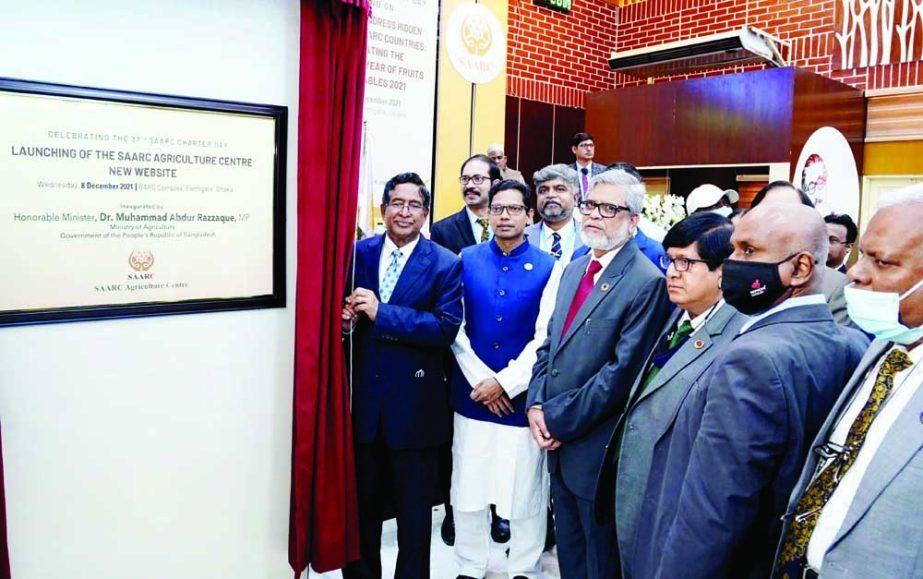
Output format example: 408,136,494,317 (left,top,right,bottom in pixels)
631,203,869,579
